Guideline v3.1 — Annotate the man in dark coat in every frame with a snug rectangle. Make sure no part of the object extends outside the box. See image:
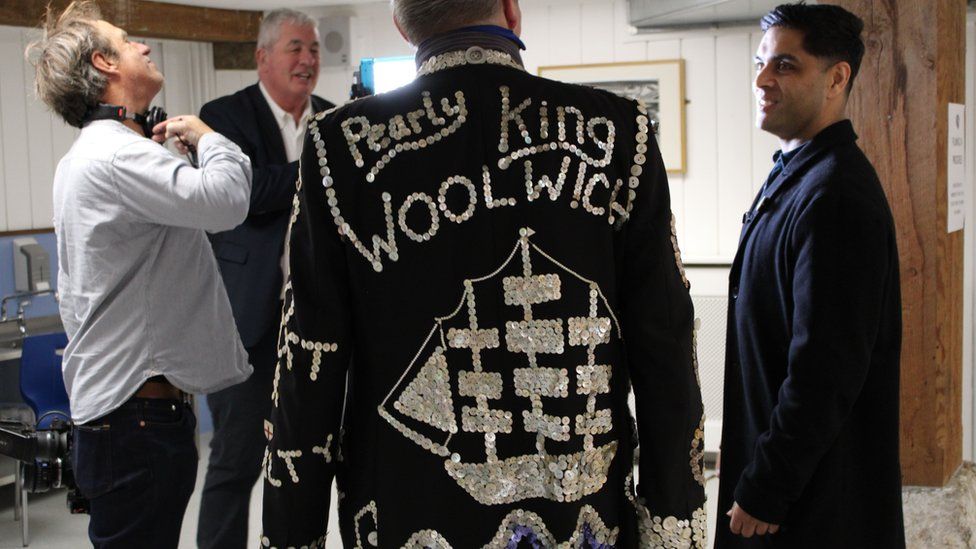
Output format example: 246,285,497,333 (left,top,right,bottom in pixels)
259,0,706,546
716,4,904,547
196,9,334,548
